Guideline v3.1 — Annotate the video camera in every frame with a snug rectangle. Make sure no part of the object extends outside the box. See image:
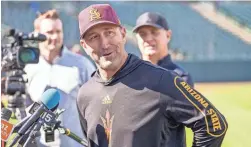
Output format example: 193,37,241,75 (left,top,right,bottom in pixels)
1,28,46,120
1,28,46,95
